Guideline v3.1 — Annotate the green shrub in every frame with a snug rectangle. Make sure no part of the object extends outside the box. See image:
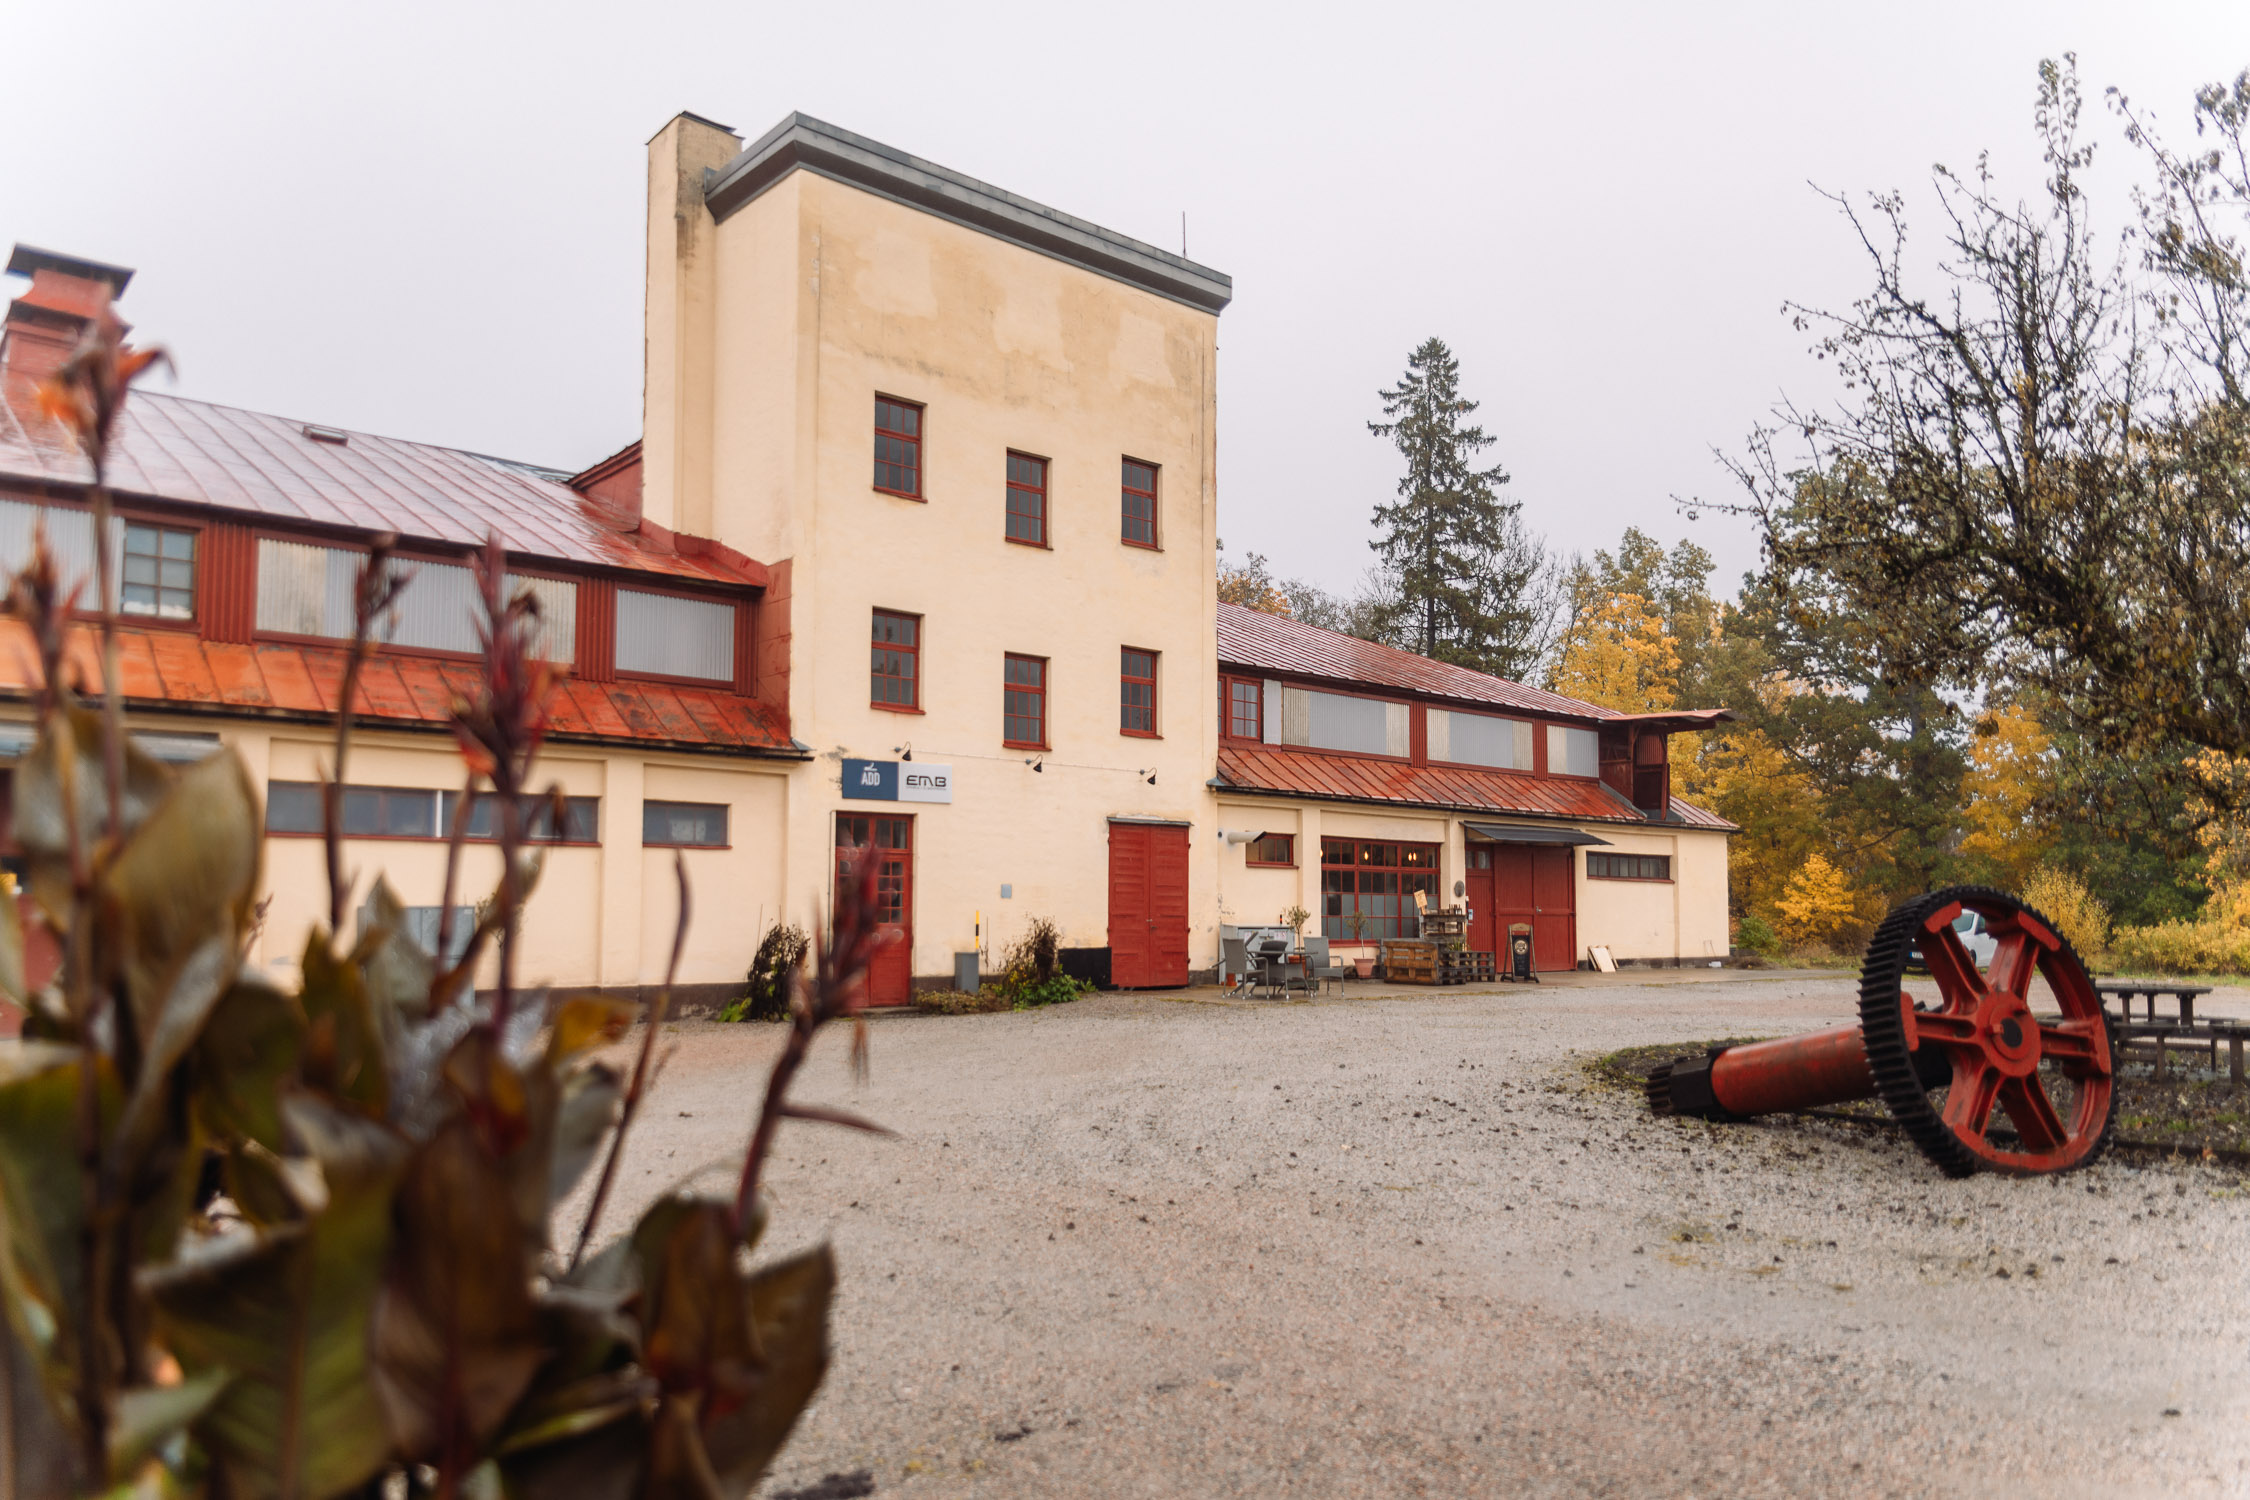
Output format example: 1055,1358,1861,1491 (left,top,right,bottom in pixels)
990,916,1088,1009
719,920,810,1021
1733,912,1782,957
